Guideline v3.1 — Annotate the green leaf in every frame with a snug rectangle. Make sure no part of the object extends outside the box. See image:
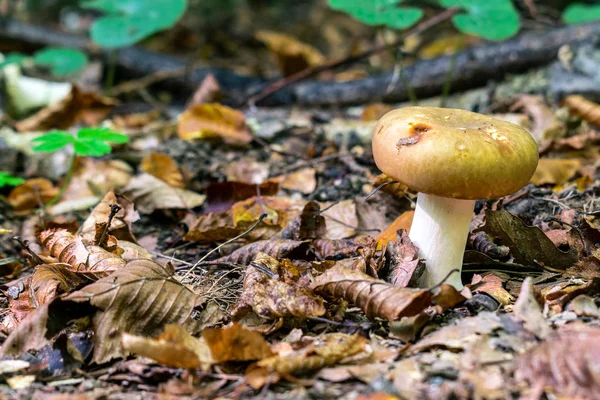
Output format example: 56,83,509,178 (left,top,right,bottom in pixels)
0,172,25,188
328,0,423,29
440,0,521,41
87,0,187,49
77,127,130,144
33,47,88,76
32,131,75,153
0,53,28,69
73,139,112,156
563,3,600,25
